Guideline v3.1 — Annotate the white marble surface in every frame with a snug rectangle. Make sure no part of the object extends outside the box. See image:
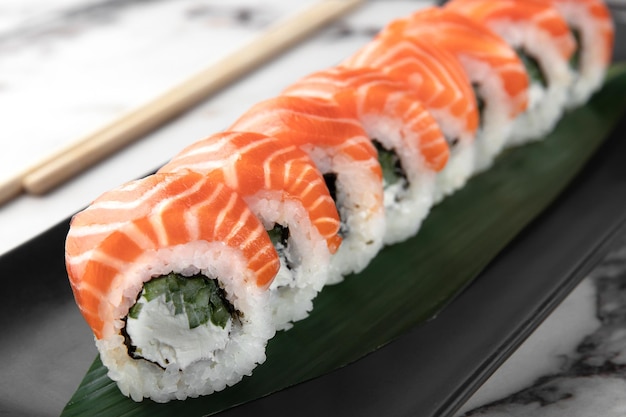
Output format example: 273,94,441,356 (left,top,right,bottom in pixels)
458,233,626,417
455,278,601,415
1,1,624,416
0,0,431,254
